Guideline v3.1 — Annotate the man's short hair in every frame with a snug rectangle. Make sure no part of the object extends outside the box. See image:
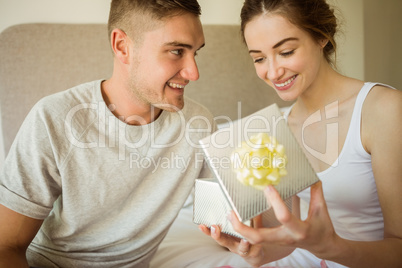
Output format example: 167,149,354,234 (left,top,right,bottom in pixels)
108,0,202,43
